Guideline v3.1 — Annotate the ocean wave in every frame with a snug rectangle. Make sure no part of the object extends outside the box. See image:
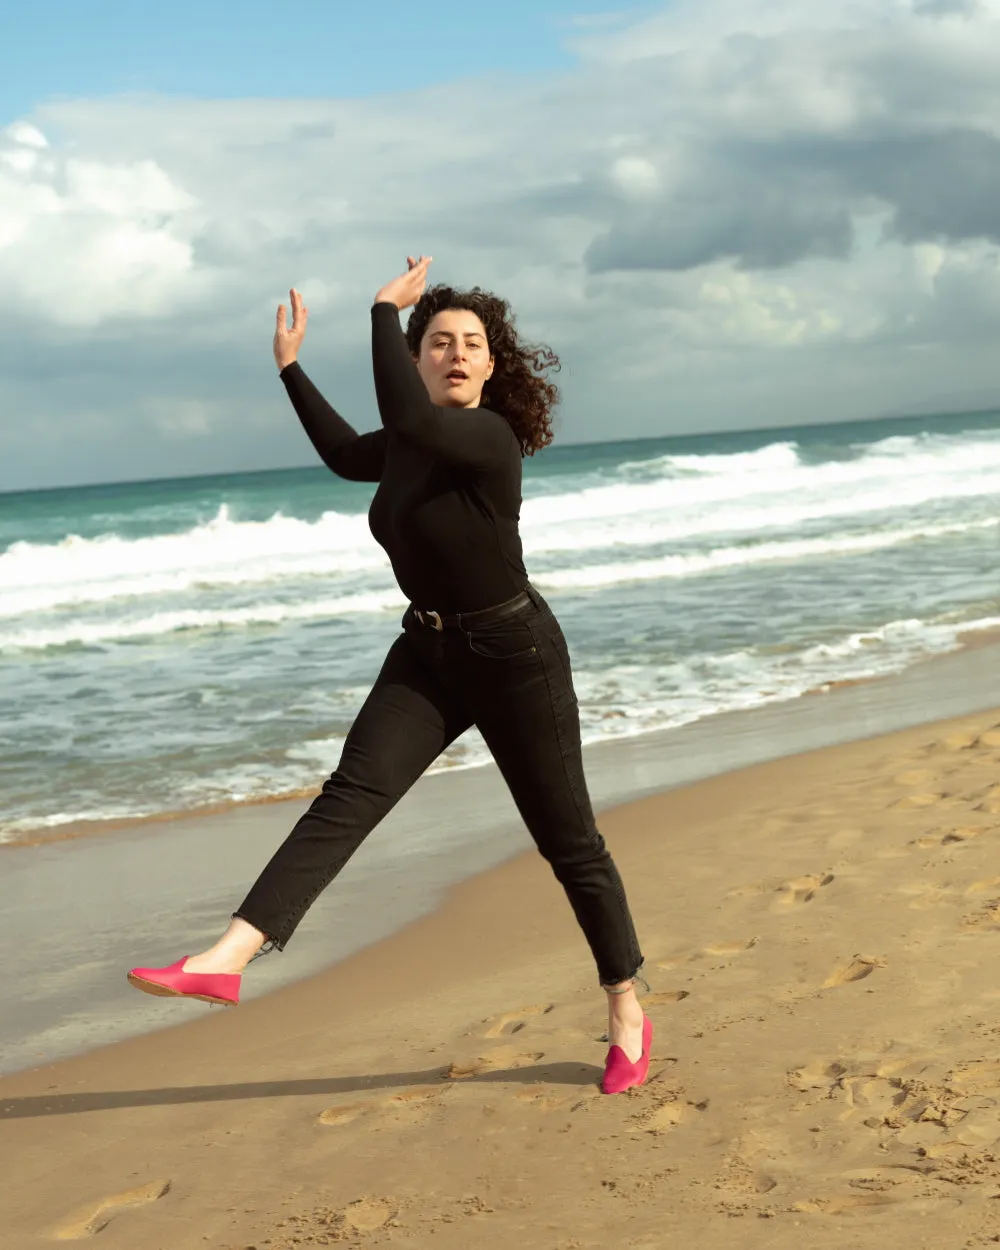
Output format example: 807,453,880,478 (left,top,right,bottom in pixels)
7,607,999,843
626,441,801,478
3,430,999,618
3,517,994,652
534,517,1000,591
0,589,407,652
528,432,1000,524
